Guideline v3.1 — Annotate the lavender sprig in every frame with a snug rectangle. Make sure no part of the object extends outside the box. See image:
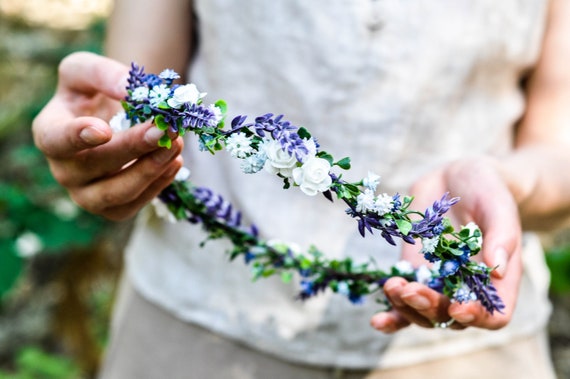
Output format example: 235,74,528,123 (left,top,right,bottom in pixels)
110,63,505,314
